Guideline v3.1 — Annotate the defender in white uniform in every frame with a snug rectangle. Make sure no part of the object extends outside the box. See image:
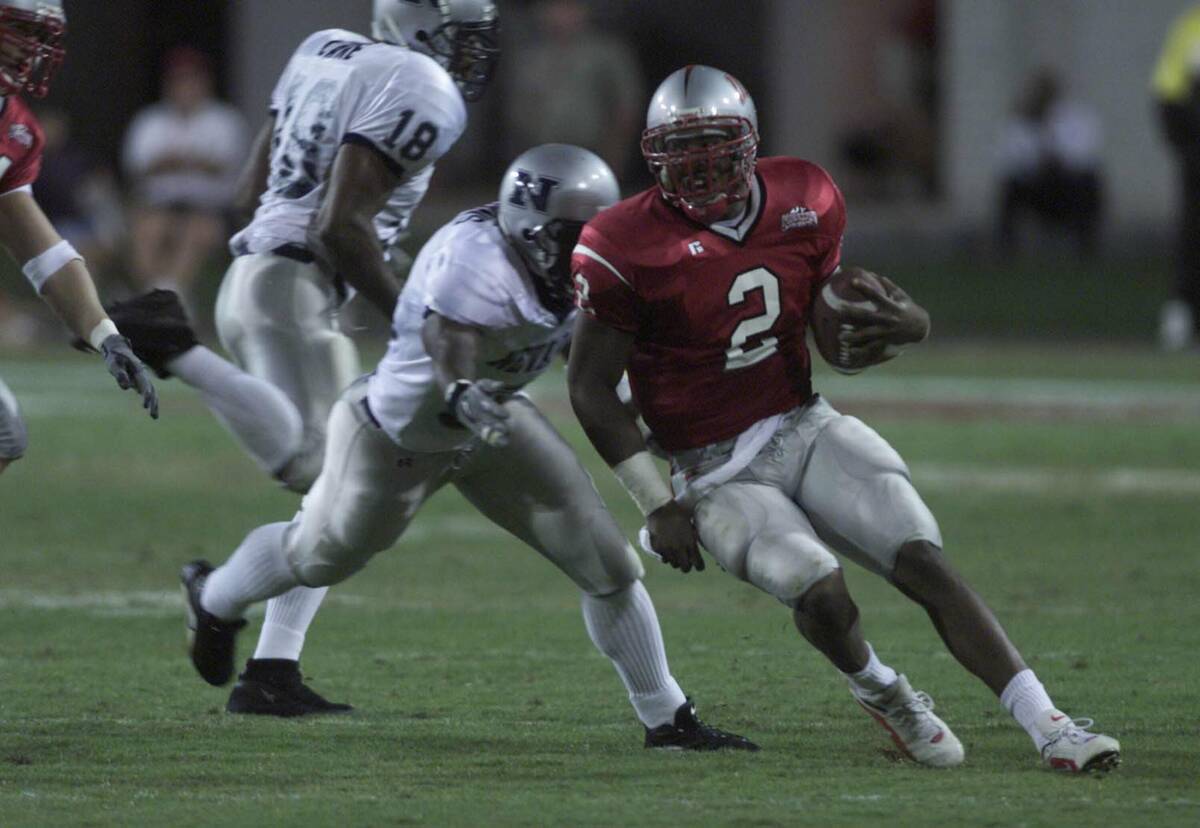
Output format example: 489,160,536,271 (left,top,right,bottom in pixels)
180,145,759,751
107,1,500,715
